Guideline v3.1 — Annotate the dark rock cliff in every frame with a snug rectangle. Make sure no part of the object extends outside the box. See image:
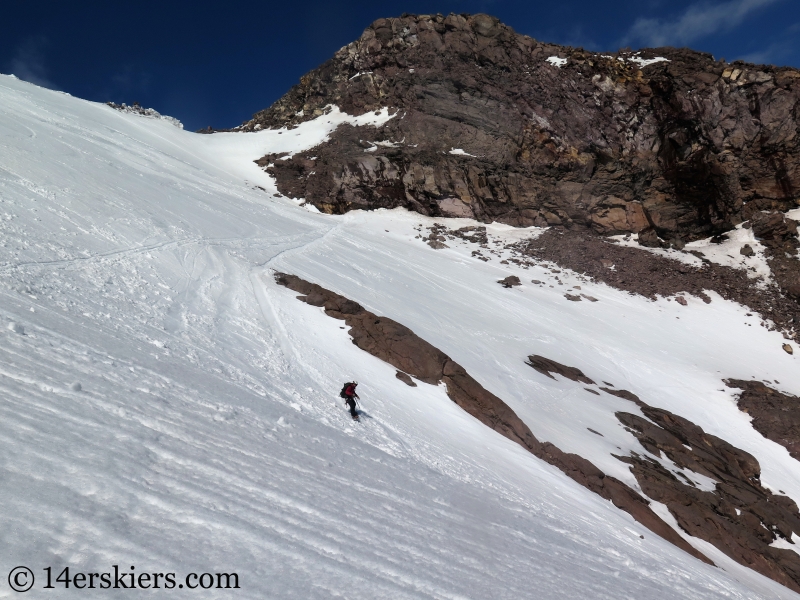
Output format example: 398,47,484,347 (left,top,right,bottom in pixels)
247,13,800,242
